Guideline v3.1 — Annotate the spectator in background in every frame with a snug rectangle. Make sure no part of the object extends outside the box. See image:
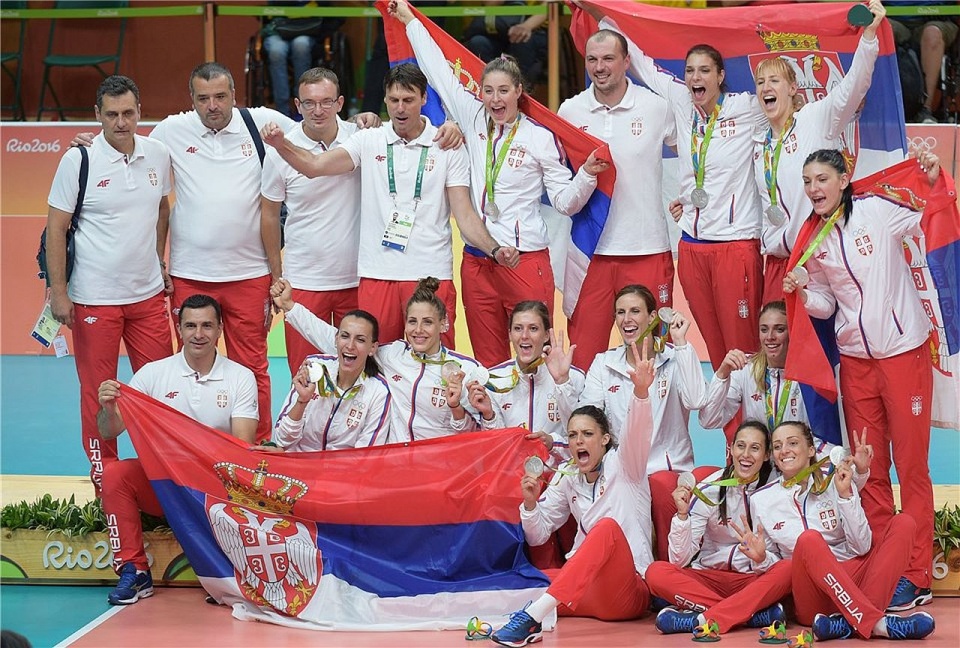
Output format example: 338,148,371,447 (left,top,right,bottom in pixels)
462,1,548,91
887,1,958,123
